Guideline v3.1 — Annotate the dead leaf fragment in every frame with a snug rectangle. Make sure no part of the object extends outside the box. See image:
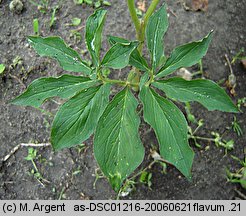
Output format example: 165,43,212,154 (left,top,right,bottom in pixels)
137,0,146,12
192,0,208,12
176,68,192,80
241,59,246,70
